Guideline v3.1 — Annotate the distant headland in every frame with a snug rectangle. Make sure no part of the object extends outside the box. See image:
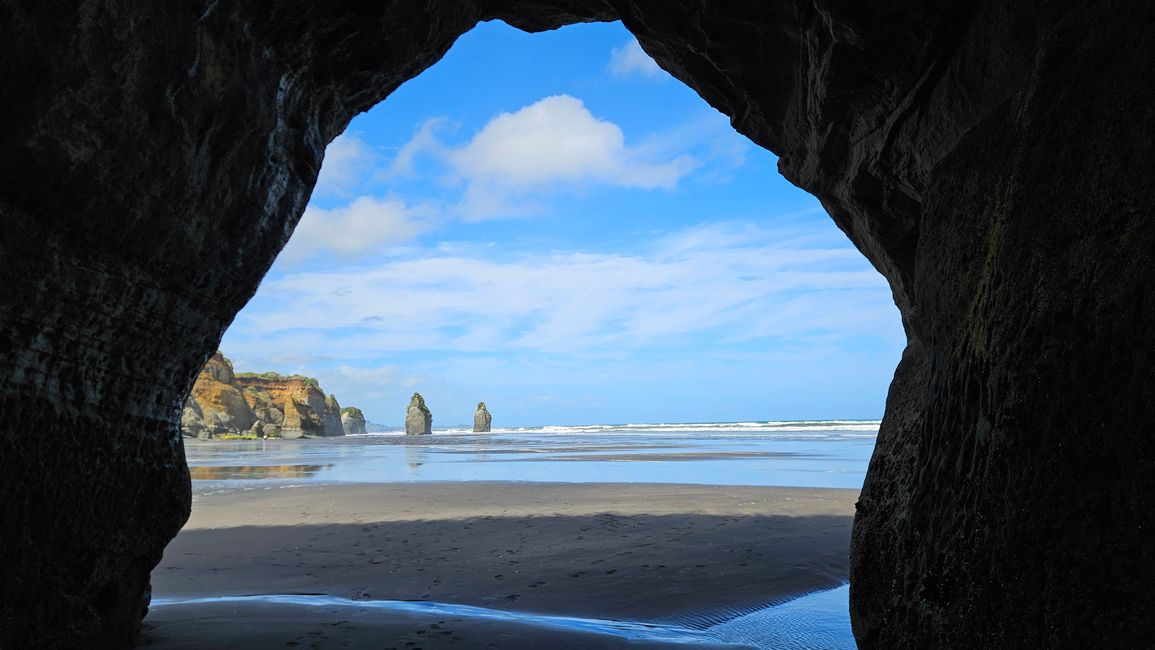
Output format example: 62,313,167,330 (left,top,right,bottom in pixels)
181,352,363,439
